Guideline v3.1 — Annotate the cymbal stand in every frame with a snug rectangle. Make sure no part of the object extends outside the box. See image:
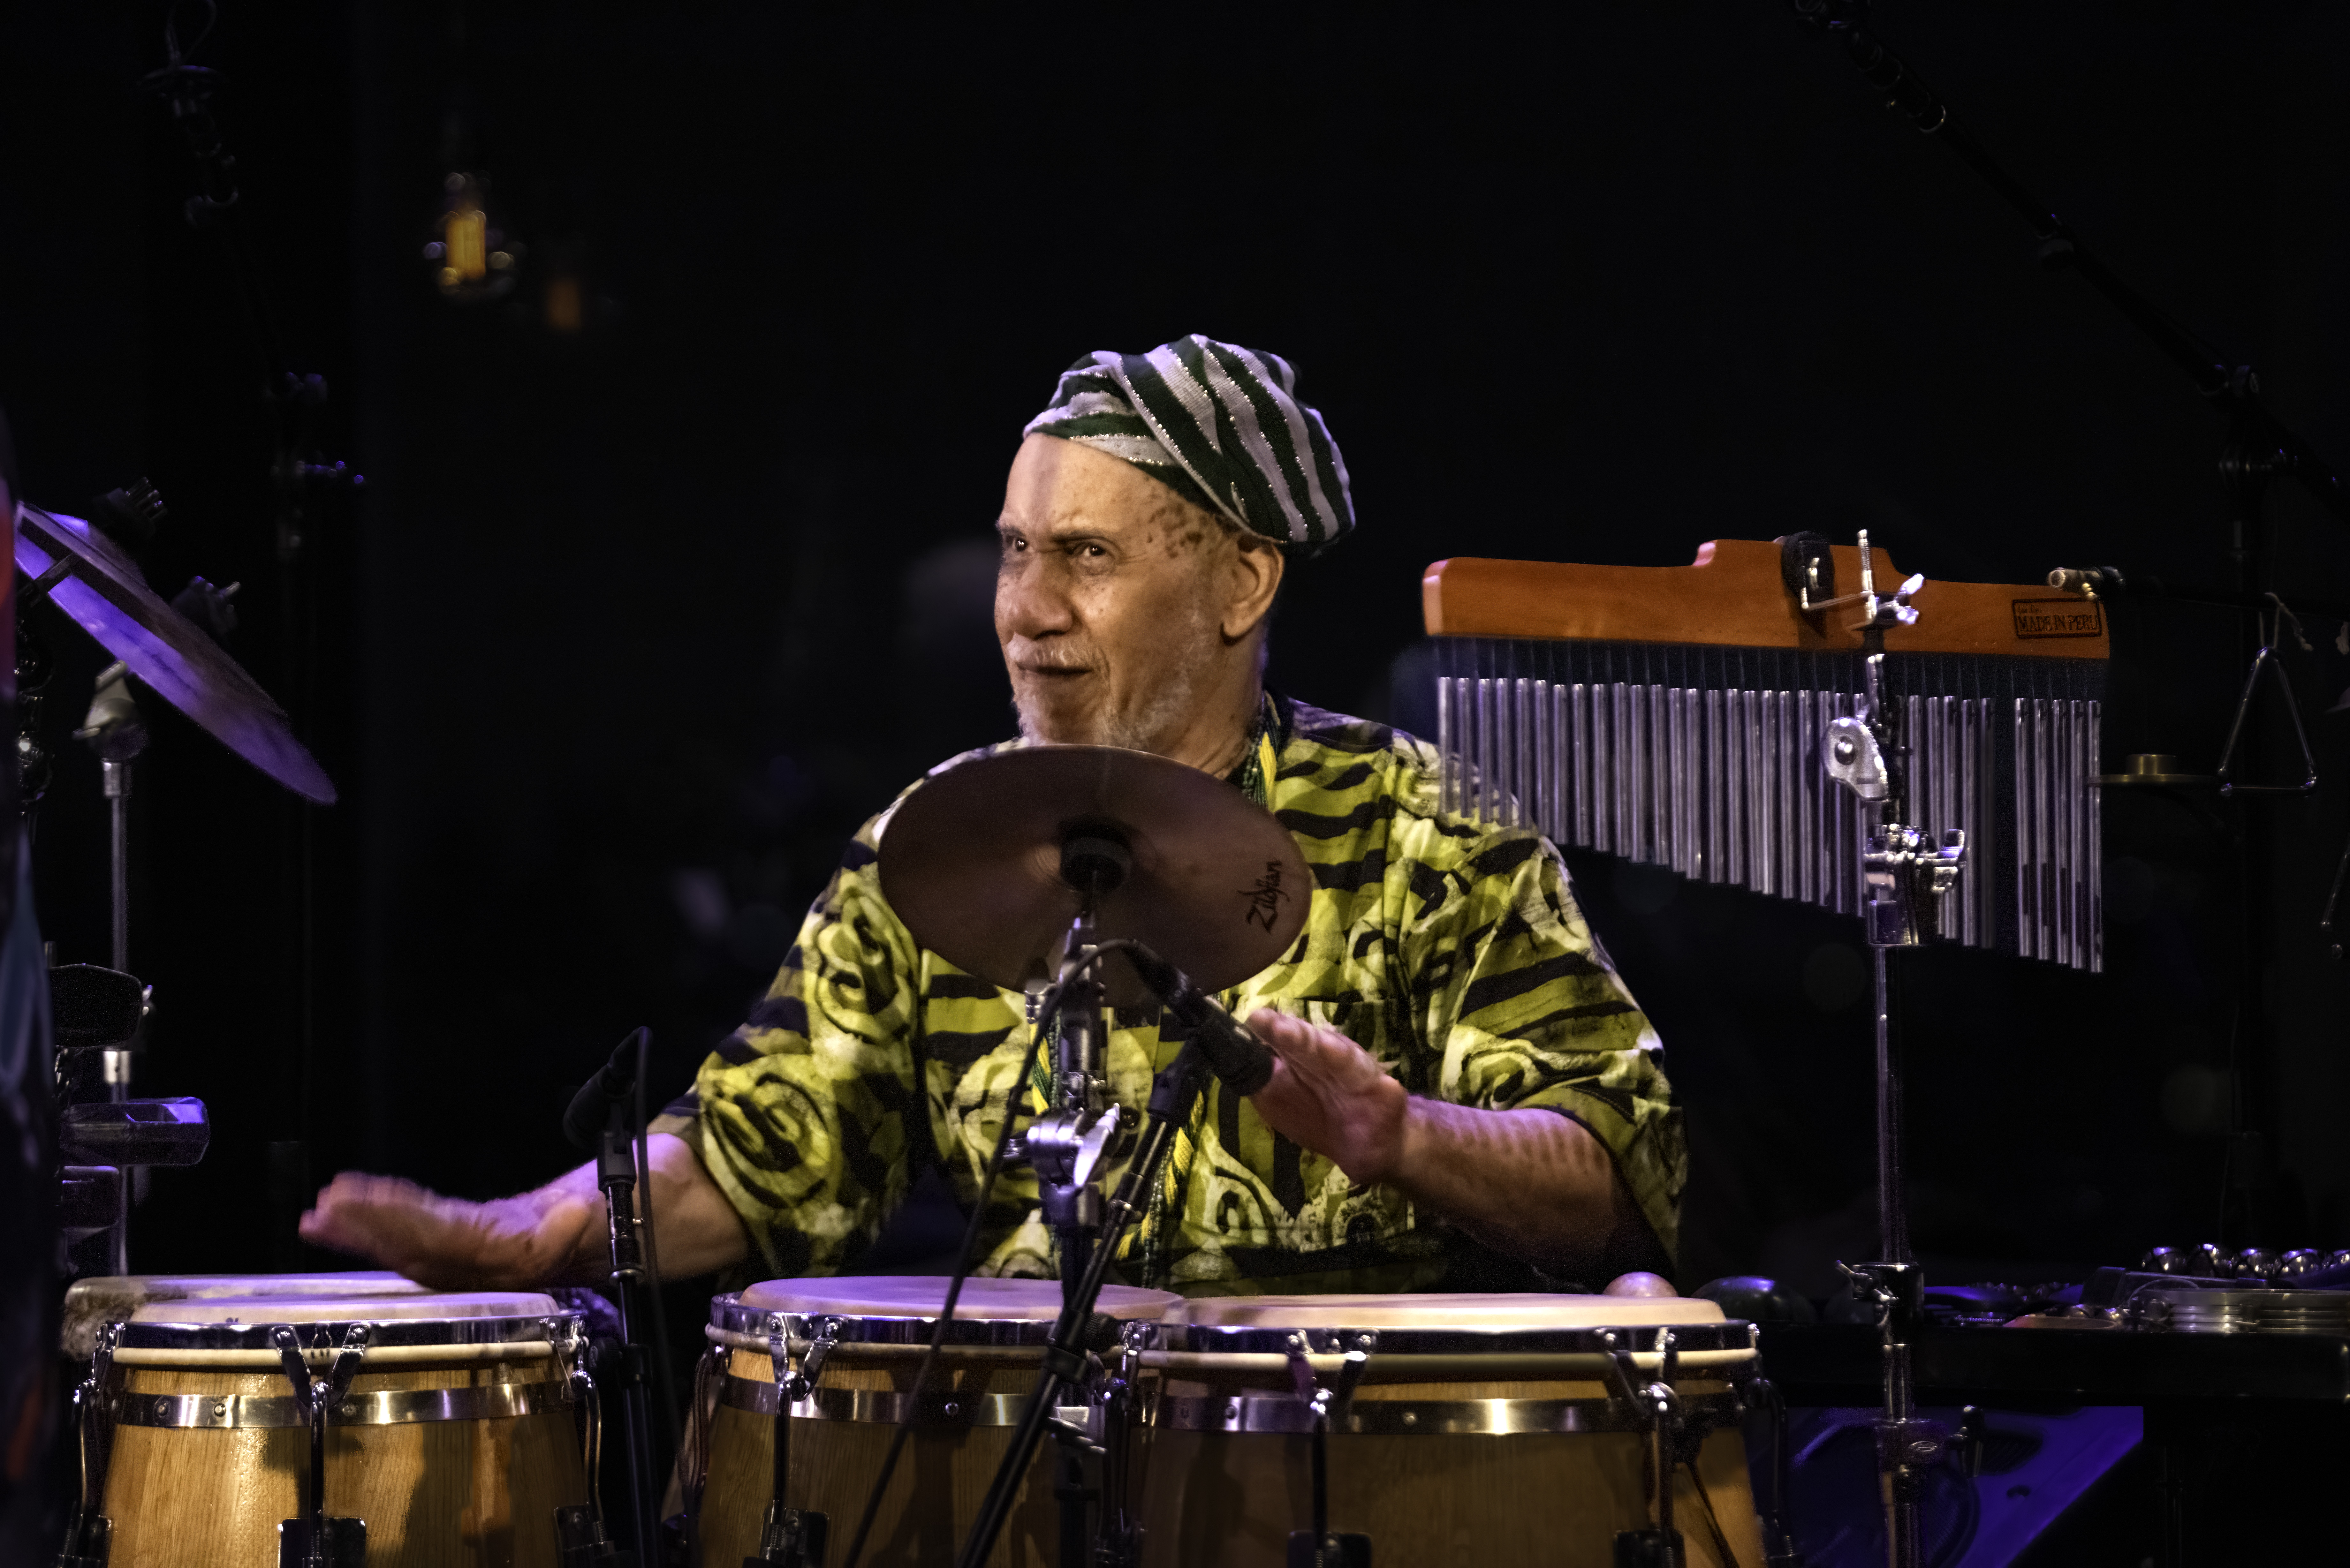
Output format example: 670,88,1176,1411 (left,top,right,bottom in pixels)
1018,832,1129,1568
71,662,150,1274
957,1032,1214,1568
1822,543,1969,1568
